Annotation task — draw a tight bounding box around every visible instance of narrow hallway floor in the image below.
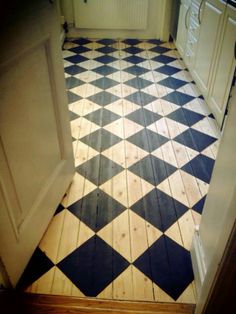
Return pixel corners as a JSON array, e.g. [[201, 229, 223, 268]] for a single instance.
[[19, 38, 220, 304]]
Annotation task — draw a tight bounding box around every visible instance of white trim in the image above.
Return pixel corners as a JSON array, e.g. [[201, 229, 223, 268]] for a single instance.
[[190, 230, 207, 298]]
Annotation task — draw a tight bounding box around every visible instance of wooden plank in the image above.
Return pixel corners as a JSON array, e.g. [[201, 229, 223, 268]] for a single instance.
[[19, 293, 195, 313]]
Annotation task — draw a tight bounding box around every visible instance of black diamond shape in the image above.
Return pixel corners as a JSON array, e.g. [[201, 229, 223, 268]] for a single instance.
[[64, 65, 87, 75], [80, 129, 122, 152], [126, 108, 162, 127], [162, 91, 194, 106], [174, 129, 217, 152], [97, 39, 116, 45], [131, 189, 188, 232], [123, 56, 146, 64], [124, 47, 143, 54], [155, 65, 181, 76], [65, 55, 88, 64], [66, 77, 85, 89], [88, 91, 119, 106], [152, 55, 175, 64], [54, 204, 65, 216], [84, 108, 120, 127], [77, 155, 124, 186], [57, 235, 129, 297], [72, 38, 92, 45], [167, 108, 205, 127], [182, 154, 215, 183], [94, 55, 117, 64], [150, 47, 171, 54], [126, 91, 157, 106], [123, 39, 141, 45], [133, 235, 194, 300], [124, 77, 153, 89], [96, 46, 117, 54], [90, 77, 119, 90], [93, 65, 117, 76], [158, 77, 187, 89], [148, 39, 163, 45], [16, 248, 54, 290], [67, 91, 82, 104], [192, 196, 206, 214], [123, 66, 149, 76], [69, 46, 91, 54], [127, 129, 169, 153], [129, 155, 177, 186], [69, 110, 79, 121], [68, 189, 126, 232]]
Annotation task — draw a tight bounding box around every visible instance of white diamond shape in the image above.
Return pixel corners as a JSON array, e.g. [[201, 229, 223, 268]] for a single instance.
[[172, 70, 193, 82], [182, 98, 210, 115], [74, 141, 99, 167], [147, 117, 188, 139], [144, 99, 178, 116], [61, 173, 96, 207], [152, 141, 179, 168], [52, 267, 85, 297], [70, 84, 102, 98], [56, 211, 94, 262], [103, 118, 143, 139], [100, 170, 154, 208], [177, 83, 202, 97], [39, 211, 65, 263], [102, 140, 148, 168], [79, 60, 103, 70], [105, 99, 140, 117], [70, 117, 100, 139], [98, 210, 132, 262], [74, 70, 102, 83], [177, 210, 195, 250], [191, 117, 220, 138], [69, 99, 101, 117]]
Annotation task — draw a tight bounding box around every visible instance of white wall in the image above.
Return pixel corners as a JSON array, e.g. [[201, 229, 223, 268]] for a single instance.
[[191, 86, 236, 313], [60, 0, 172, 40]]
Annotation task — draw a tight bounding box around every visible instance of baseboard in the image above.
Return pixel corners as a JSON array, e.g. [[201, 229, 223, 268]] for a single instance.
[[2, 292, 195, 314], [67, 27, 158, 40], [190, 231, 207, 298]]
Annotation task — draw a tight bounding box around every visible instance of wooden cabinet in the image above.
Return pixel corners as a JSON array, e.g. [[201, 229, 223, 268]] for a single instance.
[[176, 0, 235, 126], [207, 5, 236, 126], [192, 0, 226, 97], [176, 0, 191, 56]]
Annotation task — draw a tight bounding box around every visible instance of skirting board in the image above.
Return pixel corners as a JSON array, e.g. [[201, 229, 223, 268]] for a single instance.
[[67, 27, 159, 40], [190, 231, 207, 298]]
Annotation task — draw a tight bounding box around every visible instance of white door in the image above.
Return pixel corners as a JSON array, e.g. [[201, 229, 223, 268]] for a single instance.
[[0, 0, 74, 286]]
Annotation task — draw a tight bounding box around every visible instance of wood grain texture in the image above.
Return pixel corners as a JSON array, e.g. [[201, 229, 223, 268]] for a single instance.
[[18, 293, 195, 314]]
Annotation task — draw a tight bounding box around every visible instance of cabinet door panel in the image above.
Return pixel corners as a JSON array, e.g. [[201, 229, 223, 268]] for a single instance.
[[193, 0, 224, 96], [176, 0, 190, 56], [208, 7, 236, 126]]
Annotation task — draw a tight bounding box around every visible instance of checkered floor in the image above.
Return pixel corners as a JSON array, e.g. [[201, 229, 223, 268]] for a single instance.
[[18, 38, 220, 303]]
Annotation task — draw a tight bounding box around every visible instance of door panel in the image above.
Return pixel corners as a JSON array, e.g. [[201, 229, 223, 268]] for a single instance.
[[193, 0, 224, 96], [0, 0, 74, 286], [208, 6, 236, 126]]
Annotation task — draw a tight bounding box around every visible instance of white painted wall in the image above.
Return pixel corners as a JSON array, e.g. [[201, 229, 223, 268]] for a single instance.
[[191, 86, 236, 313], [60, 0, 172, 40]]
